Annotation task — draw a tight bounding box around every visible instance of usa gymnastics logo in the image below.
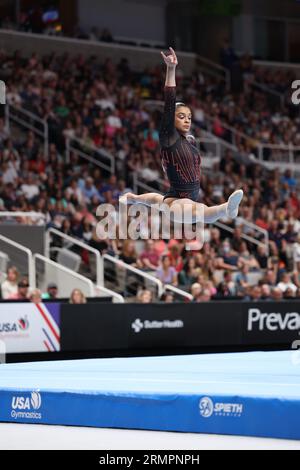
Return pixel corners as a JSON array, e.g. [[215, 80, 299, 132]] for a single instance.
[[199, 397, 244, 418], [11, 391, 42, 420], [18, 316, 29, 331], [12, 391, 41, 410]]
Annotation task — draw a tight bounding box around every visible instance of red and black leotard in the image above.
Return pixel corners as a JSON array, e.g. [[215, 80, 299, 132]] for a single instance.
[[159, 86, 202, 202]]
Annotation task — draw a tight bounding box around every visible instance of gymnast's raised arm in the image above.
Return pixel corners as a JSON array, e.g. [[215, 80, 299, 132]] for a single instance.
[[159, 47, 179, 148]]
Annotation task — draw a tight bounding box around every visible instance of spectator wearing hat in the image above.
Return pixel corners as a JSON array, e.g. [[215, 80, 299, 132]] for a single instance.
[[8, 278, 29, 300], [42, 283, 58, 300]]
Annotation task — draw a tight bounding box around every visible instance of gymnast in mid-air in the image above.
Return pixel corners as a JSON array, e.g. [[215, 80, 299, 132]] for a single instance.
[[120, 47, 243, 224]]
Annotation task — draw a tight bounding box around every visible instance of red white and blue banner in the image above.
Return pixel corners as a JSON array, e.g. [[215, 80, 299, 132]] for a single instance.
[[0, 303, 60, 353]]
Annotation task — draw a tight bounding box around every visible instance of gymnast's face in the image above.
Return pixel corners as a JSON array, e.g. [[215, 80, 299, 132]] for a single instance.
[[175, 106, 192, 135]]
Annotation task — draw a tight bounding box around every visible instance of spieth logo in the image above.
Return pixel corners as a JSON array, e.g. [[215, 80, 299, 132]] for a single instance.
[[199, 397, 243, 418], [12, 392, 42, 411], [199, 397, 214, 418], [131, 318, 184, 334]]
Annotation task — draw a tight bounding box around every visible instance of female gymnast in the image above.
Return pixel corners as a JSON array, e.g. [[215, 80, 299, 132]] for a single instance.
[[120, 47, 243, 224]]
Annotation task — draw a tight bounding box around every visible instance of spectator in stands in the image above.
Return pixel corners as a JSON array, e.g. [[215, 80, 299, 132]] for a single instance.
[[249, 285, 262, 302], [214, 241, 239, 272], [160, 292, 175, 303], [231, 227, 244, 252], [119, 240, 139, 267], [238, 242, 260, 270], [256, 245, 269, 269], [79, 177, 99, 204], [1, 266, 19, 299], [156, 255, 178, 286], [195, 288, 212, 302], [191, 282, 202, 300], [271, 287, 283, 301], [167, 244, 184, 272], [178, 258, 200, 287], [42, 283, 58, 300], [235, 264, 250, 296], [260, 284, 272, 301], [277, 272, 297, 295], [220, 39, 237, 70], [8, 278, 29, 301], [20, 173, 40, 201], [29, 289, 42, 304], [262, 269, 277, 287], [136, 289, 153, 303], [216, 271, 237, 298], [138, 240, 160, 271], [284, 287, 295, 299], [69, 289, 87, 304]]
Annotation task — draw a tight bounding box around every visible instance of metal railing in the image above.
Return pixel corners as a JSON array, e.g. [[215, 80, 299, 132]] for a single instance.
[[5, 104, 49, 158], [199, 129, 238, 158], [249, 80, 285, 108], [0, 212, 46, 225], [46, 229, 104, 285], [133, 172, 168, 195], [214, 219, 269, 255], [205, 113, 252, 147], [164, 284, 193, 302], [257, 143, 300, 168], [66, 136, 115, 174], [196, 55, 231, 90], [114, 35, 165, 49], [236, 217, 269, 255], [205, 113, 300, 171], [33, 254, 95, 298], [95, 285, 125, 303], [103, 254, 164, 299], [0, 235, 34, 287], [195, 136, 221, 167]]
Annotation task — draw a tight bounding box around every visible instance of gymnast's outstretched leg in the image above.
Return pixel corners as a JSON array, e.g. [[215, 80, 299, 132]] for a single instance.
[[119, 189, 243, 222], [120, 192, 164, 206]]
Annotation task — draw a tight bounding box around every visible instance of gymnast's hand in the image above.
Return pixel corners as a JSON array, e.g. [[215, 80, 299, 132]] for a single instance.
[[161, 47, 178, 68]]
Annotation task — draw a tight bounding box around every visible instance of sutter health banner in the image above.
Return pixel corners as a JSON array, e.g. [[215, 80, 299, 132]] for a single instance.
[[0, 303, 60, 353]]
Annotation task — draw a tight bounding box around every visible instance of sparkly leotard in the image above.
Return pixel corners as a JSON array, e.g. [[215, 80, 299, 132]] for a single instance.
[[159, 86, 202, 202]]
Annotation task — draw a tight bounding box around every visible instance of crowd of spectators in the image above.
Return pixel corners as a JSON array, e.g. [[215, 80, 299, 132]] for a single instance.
[[0, 265, 86, 304], [0, 49, 300, 302]]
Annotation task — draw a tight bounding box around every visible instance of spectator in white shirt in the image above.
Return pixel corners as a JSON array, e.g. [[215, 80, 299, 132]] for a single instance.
[[21, 173, 40, 200], [277, 272, 297, 294], [1, 266, 19, 299], [2, 161, 18, 184]]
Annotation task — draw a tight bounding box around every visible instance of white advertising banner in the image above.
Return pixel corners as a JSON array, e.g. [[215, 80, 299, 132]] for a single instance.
[[0, 303, 60, 353]]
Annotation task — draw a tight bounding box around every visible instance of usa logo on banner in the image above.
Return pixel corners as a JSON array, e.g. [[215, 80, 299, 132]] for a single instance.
[[0, 303, 60, 353]]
